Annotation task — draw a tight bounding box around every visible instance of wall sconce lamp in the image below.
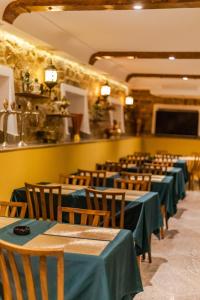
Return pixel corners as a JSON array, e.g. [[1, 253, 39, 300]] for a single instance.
[[125, 95, 134, 106], [100, 82, 111, 98], [44, 62, 58, 96]]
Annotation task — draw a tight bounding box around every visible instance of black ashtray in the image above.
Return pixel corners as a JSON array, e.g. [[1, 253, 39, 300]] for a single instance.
[[13, 226, 31, 235]]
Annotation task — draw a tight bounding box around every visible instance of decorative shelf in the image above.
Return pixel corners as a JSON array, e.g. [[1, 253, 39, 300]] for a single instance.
[[15, 93, 49, 100]]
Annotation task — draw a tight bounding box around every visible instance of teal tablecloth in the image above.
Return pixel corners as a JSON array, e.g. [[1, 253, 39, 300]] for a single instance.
[[151, 176, 176, 218], [11, 188, 161, 256], [174, 160, 189, 183], [167, 167, 186, 202], [0, 218, 143, 300]]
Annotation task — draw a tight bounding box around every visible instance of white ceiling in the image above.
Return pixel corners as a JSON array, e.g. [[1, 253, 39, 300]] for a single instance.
[[1, 2, 200, 97]]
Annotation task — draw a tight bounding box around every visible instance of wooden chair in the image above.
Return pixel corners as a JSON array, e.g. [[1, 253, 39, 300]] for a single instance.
[[25, 183, 62, 221], [119, 172, 152, 191], [0, 240, 64, 300], [0, 201, 27, 218], [126, 155, 146, 166], [96, 162, 122, 172], [59, 174, 90, 186], [78, 169, 106, 186], [57, 206, 110, 227], [114, 178, 151, 191], [85, 188, 125, 229], [139, 163, 167, 175]]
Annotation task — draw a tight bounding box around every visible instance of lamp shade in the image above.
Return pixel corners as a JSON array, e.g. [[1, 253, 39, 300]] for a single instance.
[[101, 82, 111, 97], [44, 64, 58, 89], [125, 95, 134, 105]]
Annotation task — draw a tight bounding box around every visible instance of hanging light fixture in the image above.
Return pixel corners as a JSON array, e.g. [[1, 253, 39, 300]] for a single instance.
[[125, 95, 134, 105], [100, 81, 111, 98], [44, 61, 58, 96]]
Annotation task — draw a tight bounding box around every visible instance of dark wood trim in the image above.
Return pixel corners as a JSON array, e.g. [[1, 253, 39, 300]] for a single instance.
[[3, 0, 200, 24], [89, 51, 200, 65], [126, 73, 200, 82]]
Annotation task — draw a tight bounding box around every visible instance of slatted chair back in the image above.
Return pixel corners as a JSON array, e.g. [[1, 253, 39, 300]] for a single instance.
[[120, 172, 152, 191], [0, 202, 27, 218], [85, 188, 125, 229], [153, 159, 174, 167], [0, 240, 64, 300], [105, 161, 123, 172], [25, 183, 62, 221], [59, 175, 90, 186], [126, 155, 146, 166], [57, 206, 110, 227], [139, 163, 167, 175], [78, 169, 106, 186], [114, 178, 151, 191]]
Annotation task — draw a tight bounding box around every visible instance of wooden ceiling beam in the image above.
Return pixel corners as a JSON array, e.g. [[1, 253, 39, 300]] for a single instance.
[[126, 73, 200, 82], [3, 0, 200, 24], [89, 51, 200, 65]]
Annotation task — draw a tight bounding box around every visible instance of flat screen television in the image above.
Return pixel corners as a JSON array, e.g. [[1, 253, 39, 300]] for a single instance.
[[155, 110, 199, 137]]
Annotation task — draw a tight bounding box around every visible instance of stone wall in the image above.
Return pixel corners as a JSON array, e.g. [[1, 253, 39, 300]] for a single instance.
[[0, 30, 127, 140]]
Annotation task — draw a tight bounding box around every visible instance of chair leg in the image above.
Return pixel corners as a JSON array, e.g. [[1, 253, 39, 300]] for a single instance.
[[137, 255, 141, 271], [148, 234, 152, 263], [160, 226, 164, 239]]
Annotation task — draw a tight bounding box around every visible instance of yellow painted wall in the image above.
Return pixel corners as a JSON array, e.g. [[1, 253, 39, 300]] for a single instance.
[[0, 137, 141, 201], [141, 136, 200, 155]]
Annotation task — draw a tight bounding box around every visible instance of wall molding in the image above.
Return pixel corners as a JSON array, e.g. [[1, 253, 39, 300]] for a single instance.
[[89, 51, 200, 65], [126, 73, 200, 82], [3, 1, 200, 24]]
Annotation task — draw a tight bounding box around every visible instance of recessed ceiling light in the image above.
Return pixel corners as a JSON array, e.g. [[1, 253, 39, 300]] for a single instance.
[[133, 4, 143, 10], [169, 56, 176, 61], [103, 56, 112, 59], [127, 56, 134, 60], [182, 76, 188, 81]]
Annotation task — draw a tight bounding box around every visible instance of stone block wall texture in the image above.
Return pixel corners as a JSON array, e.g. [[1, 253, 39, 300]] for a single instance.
[[0, 30, 127, 139]]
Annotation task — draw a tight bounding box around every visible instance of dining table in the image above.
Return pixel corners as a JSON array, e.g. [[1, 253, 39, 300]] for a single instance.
[[0, 216, 143, 300], [121, 165, 186, 203], [11, 184, 161, 256]]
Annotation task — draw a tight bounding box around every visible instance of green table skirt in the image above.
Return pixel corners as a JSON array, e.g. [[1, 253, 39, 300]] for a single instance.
[[0, 219, 143, 300]]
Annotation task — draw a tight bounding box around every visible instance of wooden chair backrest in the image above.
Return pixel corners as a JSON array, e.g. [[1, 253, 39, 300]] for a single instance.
[[85, 188, 125, 229], [0, 201, 27, 218], [126, 155, 146, 166], [105, 161, 123, 172], [96, 163, 122, 172], [139, 163, 167, 175], [57, 206, 110, 227], [120, 172, 152, 190], [114, 178, 151, 191], [25, 183, 62, 221], [0, 240, 64, 300], [59, 175, 90, 186], [153, 160, 173, 167], [78, 169, 106, 186]]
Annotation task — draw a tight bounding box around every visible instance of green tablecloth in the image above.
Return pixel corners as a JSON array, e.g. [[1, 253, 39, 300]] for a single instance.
[[0, 218, 143, 300], [151, 176, 176, 218], [174, 160, 189, 183], [11, 188, 161, 256], [166, 167, 186, 202]]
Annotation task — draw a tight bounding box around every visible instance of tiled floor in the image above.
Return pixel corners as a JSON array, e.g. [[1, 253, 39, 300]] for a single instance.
[[135, 191, 200, 300]]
